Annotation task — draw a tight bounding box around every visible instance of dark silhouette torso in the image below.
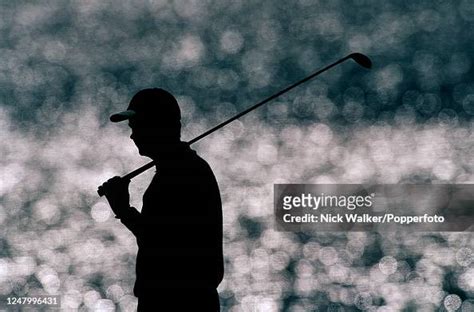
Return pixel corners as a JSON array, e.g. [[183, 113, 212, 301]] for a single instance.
[[119, 143, 224, 311]]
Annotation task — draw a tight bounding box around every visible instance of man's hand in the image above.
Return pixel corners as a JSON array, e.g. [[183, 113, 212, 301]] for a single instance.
[[98, 176, 131, 217]]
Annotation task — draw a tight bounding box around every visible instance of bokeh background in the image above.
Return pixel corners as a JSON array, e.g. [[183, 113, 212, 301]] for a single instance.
[[1, 0, 474, 311]]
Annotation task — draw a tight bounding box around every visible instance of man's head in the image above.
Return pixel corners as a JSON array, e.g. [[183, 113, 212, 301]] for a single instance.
[[110, 88, 182, 157]]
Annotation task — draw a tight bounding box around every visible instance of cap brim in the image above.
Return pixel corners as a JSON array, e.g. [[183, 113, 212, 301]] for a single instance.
[[110, 110, 136, 122]]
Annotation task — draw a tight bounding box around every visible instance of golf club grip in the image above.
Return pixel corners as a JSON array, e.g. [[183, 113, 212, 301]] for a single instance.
[[98, 53, 371, 196]]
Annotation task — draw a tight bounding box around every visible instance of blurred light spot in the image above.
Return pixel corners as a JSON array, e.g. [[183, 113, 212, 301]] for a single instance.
[[82, 238, 105, 261], [216, 70, 240, 90], [118, 295, 138, 312], [445, 53, 471, 81], [329, 146, 348, 167], [106, 284, 125, 302], [0, 259, 8, 282], [417, 10, 440, 32], [91, 202, 111, 222], [220, 30, 244, 54], [295, 277, 313, 295], [233, 254, 251, 275], [259, 230, 281, 249], [36, 266, 60, 293], [0, 163, 25, 196], [241, 50, 273, 89], [328, 264, 349, 284], [296, 260, 313, 278], [15, 4, 51, 27], [459, 0, 474, 21], [354, 292, 373, 310], [452, 83, 474, 104], [462, 94, 474, 115], [444, 294, 462, 312], [83, 290, 101, 308], [344, 87, 365, 104], [297, 48, 320, 73], [432, 159, 456, 180], [255, 298, 279, 311], [413, 52, 437, 74], [34, 199, 61, 225], [314, 97, 336, 120], [437, 109, 458, 127], [455, 248, 473, 267], [225, 120, 245, 140], [374, 64, 403, 91], [302, 242, 320, 261], [457, 268, 474, 292], [13, 257, 36, 276], [312, 175, 337, 184], [257, 142, 278, 165], [402, 89, 420, 106], [319, 246, 338, 266], [394, 105, 416, 125], [342, 101, 365, 122], [348, 34, 371, 52], [378, 256, 398, 275], [250, 248, 270, 279], [62, 290, 82, 309], [270, 251, 290, 271], [292, 95, 315, 118], [0, 205, 5, 225], [280, 126, 303, 147], [462, 299, 474, 312], [177, 35, 205, 66], [416, 93, 441, 116], [43, 41, 67, 63], [215, 101, 237, 122], [308, 123, 334, 146], [256, 19, 280, 49], [317, 13, 343, 40], [173, 0, 206, 19], [176, 96, 196, 122], [94, 299, 115, 311]]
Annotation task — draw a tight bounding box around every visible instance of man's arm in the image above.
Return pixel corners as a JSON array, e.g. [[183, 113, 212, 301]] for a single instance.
[[98, 176, 143, 239], [115, 206, 143, 239]]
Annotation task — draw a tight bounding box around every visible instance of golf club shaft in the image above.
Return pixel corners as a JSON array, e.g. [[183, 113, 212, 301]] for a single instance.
[[98, 53, 365, 196]]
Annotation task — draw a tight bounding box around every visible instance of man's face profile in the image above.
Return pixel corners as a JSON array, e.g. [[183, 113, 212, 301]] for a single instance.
[[128, 117, 179, 157]]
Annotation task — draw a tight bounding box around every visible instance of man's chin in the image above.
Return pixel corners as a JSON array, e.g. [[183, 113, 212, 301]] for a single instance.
[[136, 144, 161, 158], [137, 148, 149, 157], [137, 148, 156, 159]]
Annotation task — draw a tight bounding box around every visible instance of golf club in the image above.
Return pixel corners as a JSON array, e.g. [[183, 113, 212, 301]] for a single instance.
[[98, 52, 372, 197]]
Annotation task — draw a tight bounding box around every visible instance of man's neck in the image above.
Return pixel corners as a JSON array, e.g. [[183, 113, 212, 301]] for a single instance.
[[149, 141, 190, 163]]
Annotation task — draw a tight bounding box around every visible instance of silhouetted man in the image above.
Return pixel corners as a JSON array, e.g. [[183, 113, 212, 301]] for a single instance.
[[98, 88, 224, 311]]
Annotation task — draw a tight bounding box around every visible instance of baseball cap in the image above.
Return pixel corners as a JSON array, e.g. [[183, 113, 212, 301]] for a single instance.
[[110, 88, 181, 123]]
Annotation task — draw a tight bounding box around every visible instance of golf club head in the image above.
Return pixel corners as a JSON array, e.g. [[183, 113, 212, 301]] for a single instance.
[[349, 53, 372, 69]]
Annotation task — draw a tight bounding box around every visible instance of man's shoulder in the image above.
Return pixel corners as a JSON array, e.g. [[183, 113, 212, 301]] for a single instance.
[[186, 149, 216, 177]]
